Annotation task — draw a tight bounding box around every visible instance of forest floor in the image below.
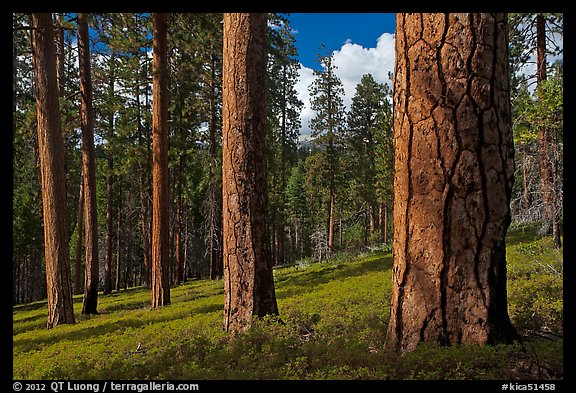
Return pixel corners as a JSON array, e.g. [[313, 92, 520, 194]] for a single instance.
[[13, 224, 563, 380]]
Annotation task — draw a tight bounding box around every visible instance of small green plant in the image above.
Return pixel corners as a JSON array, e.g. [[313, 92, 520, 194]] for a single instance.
[[13, 226, 562, 380]]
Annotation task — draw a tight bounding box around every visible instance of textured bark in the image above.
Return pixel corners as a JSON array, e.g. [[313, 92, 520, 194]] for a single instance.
[[151, 13, 170, 308], [222, 13, 279, 333], [78, 13, 99, 315], [388, 13, 517, 352], [30, 13, 75, 328]]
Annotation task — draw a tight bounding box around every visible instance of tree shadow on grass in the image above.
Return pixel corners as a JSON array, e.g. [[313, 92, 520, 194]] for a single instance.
[[275, 253, 392, 300], [13, 298, 222, 353]]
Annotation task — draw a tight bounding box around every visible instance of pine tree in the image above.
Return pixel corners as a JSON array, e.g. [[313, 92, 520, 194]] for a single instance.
[[267, 14, 303, 265], [388, 13, 517, 352], [222, 13, 278, 332], [78, 13, 99, 315], [347, 73, 391, 244], [151, 12, 171, 308], [30, 12, 76, 328], [508, 13, 563, 248], [308, 52, 347, 253]]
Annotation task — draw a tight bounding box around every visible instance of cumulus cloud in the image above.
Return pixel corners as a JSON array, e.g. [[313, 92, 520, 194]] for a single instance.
[[296, 32, 395, 139], [295, 66, 317, 141]]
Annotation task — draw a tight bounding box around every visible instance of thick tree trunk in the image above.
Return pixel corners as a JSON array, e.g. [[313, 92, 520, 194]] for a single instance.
[[78, 13, 99, 315], [387, 13, 517, 352], [30, 13, 75, 328], [151, 13, 171, 308], [222, 13, 279, 333]]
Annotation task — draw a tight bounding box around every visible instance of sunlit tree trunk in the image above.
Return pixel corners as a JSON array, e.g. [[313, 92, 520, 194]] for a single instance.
[[151, 12, 171, 308], [30, 12, 75, 328], [222, 13, 279, 333], [388, 13, 517, 352]]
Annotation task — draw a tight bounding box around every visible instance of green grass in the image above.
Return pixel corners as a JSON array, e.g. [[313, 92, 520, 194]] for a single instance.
[[13, 225, 563, 380]]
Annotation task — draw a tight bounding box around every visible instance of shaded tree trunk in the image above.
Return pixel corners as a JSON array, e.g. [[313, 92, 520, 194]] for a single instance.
[[78, 13, 99, 315], [30, 12, 75, 328], [74, 176, 84, 295], [135, 70, 152, 289], [328, 169, 335, 253], [208, 52, 223, 280], [175, 151, 184, 285], [222, 13, 279, 333], [53, 13, 65, 97], [387, 13, 517, 352], [115, 185, 122, 291], [104, 53, 115, 296], [151, 13, 171, 308]]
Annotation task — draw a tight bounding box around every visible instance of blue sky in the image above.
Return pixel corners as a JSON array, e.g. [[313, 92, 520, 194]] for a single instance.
[[287, 13, 396, 70], [285, 13, 397, 139]]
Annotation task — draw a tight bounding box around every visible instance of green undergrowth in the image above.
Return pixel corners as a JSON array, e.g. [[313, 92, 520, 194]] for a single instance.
[[13, 224, 563, 380]]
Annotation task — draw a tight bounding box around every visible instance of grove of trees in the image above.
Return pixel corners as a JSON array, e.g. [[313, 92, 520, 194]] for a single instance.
[[13, 13, 562, 353]]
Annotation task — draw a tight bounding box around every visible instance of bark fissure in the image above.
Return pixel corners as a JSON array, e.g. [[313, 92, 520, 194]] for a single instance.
[[393, 13, 413, 351], [388, 13, 516, 352], [222, 13, 278, 333]]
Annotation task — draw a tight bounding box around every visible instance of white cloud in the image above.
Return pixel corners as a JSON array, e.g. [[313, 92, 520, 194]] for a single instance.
[[295, 66, 316, 140], [296, 32, 395, 140]]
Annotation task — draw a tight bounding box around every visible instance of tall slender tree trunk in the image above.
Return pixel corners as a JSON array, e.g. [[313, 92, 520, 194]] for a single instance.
[[53, 14, 65, 97], [276, 66, 288, 266], [74, 176, 84, 295], [536, 14, 561, 249], [30, 13, 75, 328], [387, 13, 517, 353], [104, 53, 115, 296], [78, 13, 99, 315], [125, 196, 133, 289], [115, 186, 122, 291], [222, 13, 279, 333], [208, 52, 223, 280], [135, 69, 152, 290], [175, 151, 184, 285], [328, 187, 335, 252], [522, 150, 530, 210], [151, 13, 171, 308]]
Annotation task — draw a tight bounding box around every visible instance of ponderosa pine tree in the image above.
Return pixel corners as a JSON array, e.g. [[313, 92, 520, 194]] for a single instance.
[[387, 13, 517, 352], [308, 52, 347, 254], [508, 13, 562, 248], [78, 13, 99, 315], [151, 12, 171, 308], [347, 73, 389, 244], [222, 13, 278, 333], [30, 12, 75, 328], [267, 14, 303, 266]]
